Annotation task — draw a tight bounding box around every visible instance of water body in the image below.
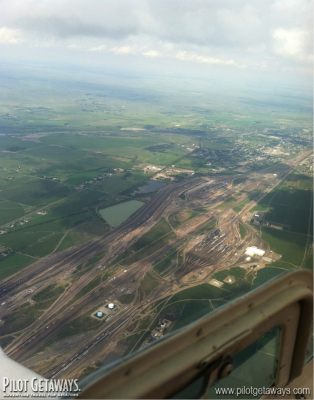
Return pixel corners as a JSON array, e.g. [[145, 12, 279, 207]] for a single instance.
[[99, 200, 144, 227], [135, 180, 166, 194]]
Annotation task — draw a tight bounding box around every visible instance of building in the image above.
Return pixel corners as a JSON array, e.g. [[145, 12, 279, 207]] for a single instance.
[[245, 246, 265, 257]]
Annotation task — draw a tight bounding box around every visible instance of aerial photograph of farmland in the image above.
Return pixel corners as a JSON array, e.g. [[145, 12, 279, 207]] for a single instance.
[[0, 0, 312, 398]]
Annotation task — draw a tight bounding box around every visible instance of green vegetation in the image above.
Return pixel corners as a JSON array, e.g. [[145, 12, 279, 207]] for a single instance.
[[215, 196, 238, 210], [118, 291, 135, 304], [139, 273, 159, 300], [46, 310, 105, 346], [170, 283, 225, 302], [195, 218, 216, 235], [153, 250, 178, 276], [116, 218, 176, 266], [78, 361, 103, 382], [239, 223, 247, 239], [123, 333, 143, 356], [0, 336, 15, 349], [233, 198, 251, 213], [232, 177, 247, 187], [0, 201, 26, 225], [169, 209, 202, 229], [264, 203, 310, 234], [73, 275, 102, 301], [32, 284, 65, 302], [0, 299, 57, 335], [0, 253, 35, 280], [261, 228, 308, 266], [56, 222, 109, 252], [25, 232, 65, 257]]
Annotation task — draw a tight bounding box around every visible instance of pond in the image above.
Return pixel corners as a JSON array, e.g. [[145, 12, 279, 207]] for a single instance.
[[99, 200, 144, 227], [135, 180, 166, 194]]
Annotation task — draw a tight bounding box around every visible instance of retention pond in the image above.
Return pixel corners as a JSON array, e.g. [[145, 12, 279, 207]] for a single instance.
[[99, 200, 144, 227]]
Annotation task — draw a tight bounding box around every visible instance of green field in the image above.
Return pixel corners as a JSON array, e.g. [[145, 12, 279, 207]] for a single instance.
[[139, 273, 160, 300], [215, 196, 238, 210], [239, 223, 247, 239], [118, 291, 135, 304], [0, 253, 35, 280], [233, 198, 251, 213], [116, 218, 176, 266], [261, 228, 308, 266], [169, 209, 203, 229], [153, 250, 178, 276]]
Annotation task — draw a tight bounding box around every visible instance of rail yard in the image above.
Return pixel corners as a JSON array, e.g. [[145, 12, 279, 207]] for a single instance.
[[0, 149, 311, 381]]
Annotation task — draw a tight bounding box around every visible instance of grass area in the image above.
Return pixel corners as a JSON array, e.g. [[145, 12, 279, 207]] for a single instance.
[[25, 232, 65, 257], [32, 283, 65, 302], [170, 283, 226, 302], [0, 253, 35, 280], [0, 336, 15, 349], [215, 196, 238, 210], [0, 200, 26, 225], [93, 172, 147, 195], [46, 309, 106, 346], [168, 209, 202, 229], [123, 333, 143, 356], [139, 272, 159, 300], [85, 251, 107, 269], [0, 179, 73, 207], [172, 301, 213, 332], [117, 291, 135, 304], [239, 223, 247, 239], [261, 228, 308, 266], [195, 218, 216, 235], [78, 361, 103, 382], [0, 298, 59, 335], [232, 177, 247, 187], [116, 218, 176, 266], [250, 173, 312, 214], [55, 222, 109, 252], [264, 203, 310, 234], [72, 275, 101, 301], [153, 250, 177, 276], [233, 198, 251, 213]]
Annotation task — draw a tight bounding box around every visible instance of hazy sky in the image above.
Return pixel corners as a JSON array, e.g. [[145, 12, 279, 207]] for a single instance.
[[0, 0, 312, 86]]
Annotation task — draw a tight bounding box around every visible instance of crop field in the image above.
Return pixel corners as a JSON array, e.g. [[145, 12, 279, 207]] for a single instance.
[[264, 203, 310, 234], [0, 200, 27, 225], [261, 228, 308, 266], [0, 178, 73, 206], [0, 253, 35, 280]]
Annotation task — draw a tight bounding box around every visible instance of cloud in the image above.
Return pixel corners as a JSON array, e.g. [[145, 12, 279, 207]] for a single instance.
[[110, 45, 135, 54], [0, 0, 312, 73], [67, 44, 80, 49], [176, 50, 238, 66], [0, 27, 23, 44], [89, 44, 106, 51], [143, 50, 161, 57]]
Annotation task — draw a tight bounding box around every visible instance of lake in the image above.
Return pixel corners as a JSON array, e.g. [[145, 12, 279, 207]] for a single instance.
[[99, 200, 144, 227], [135, 180, 166, 194]]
